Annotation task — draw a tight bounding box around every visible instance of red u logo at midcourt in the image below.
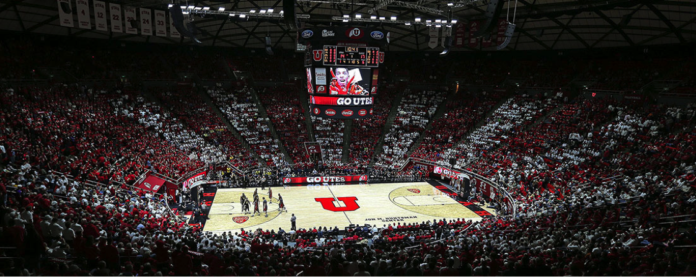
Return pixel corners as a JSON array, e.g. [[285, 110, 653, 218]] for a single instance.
[[315, 197, 360, 212]]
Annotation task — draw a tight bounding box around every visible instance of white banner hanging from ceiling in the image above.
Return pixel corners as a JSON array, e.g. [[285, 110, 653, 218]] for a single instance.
[[124, 6, 138, 34], [169, 10, 180, 38], [139, 8, 152, 36], [93, 1, 107, 31], [56, 0, 74, 27], [428, 26, 439, 49], [154, 10, 166, 37], [109, 3, 123, 33], [75, 0, 90, 29]]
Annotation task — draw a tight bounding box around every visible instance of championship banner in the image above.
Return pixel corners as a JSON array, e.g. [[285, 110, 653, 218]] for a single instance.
[[454, 23, 466, 47], [75, 0, 91, 29], [139, 8, 152, 36], [136, 174, 166, 193], [169, 10, 180, 37], [56, 0, 74, 27], [93, 1, 108, 31], [468, 21, 480, 48], [154, 10, 167, 36], [310, 96, 373, 106], [282, 175, 368, 184], [109, 3, 123, 33], [182, 171, 207, 189], [124, 6, 138, 34], [428, 26, 439, 49]]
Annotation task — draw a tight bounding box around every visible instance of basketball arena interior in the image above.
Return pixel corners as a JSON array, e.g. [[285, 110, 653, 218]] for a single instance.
[[1, 0, 696, 275]]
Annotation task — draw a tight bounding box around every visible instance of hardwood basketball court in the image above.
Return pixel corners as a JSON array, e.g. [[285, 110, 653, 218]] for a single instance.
[[203, 182, 490, 233]]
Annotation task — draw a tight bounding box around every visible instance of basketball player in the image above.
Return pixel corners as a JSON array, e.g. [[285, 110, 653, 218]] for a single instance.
[[269, 187, 273, 204], [252, 196, 260, 217], [263, 197, 268, 217], [253, 188, 258, 199], [278, 194, 286, 212]]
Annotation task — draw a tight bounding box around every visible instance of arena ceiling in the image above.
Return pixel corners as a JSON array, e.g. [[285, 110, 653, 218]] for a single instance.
[[1, 0, 695, 51]]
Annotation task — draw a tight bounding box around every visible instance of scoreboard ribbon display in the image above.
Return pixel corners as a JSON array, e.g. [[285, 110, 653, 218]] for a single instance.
[[282, 175, 369, 184], [303, 27, 386, 119]]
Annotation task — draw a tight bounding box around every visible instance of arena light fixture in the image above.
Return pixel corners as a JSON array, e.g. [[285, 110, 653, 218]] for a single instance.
[[390, 15, 397, 21], [203, 7, 210, 11], [268, 8, 274, 13], [451, 19, 458, 24], [436, 24, 441, 27], [250, 9, 256, 13], [168, 4, 173, 8], [415, 17, 421, 22], [187, 5, 194, 9], [405, 22, 411, 25], [343, 14, 350, 18], [355, 13, 362, 19], [379, 16, 385, 20], [343, 19, 349, 22], [260, 9, 267, 13], [180, 5, 186, 9], [435, 19, 441, 23], [194, 6, 203, 10], [229, 13, 235, 16], [370, 15, 377, 20], [240, 14, 246, 18], [448, 2, 454, 6], [218, 7, 225, 12]]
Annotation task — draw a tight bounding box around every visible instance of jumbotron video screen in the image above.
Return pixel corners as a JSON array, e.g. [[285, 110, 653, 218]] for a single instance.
[[300, 27, 387, 119]]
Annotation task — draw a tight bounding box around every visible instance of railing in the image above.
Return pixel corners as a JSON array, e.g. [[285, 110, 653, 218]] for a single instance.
[[401, 157, 518, 218]]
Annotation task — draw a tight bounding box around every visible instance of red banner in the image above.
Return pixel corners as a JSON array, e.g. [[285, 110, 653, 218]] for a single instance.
[[282, 175, 368, 184], [182, 171, 207, 189], [454, 23, 466, 48], [137, 174, 166, 193]]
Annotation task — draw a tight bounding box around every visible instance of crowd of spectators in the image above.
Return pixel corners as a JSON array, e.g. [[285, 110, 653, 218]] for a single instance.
[[310, 116, 345, 165], [0, 84, 203, 183], [375, 90, 447, 169], [256, 86, 312, 166], [349, 86, 399, 167], [208, 87, 285, 167], [410, 90, 503, 162], [151, 87, 258, 169]]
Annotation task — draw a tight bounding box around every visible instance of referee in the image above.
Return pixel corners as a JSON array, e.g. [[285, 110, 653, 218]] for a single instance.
[[291, 213, 296, 231]]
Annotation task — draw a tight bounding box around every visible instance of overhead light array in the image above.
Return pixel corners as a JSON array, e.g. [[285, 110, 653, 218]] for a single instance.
[[182, 6, 310, 20]]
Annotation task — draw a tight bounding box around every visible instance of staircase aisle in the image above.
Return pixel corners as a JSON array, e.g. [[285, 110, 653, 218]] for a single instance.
[[250, 87, 293, 164]]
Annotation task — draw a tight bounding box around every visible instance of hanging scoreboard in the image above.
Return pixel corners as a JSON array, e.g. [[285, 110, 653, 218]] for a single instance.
[[299, 27, 387, 119]]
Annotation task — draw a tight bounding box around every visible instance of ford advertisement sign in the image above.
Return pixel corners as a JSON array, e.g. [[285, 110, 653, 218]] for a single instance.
[[370, 31, 385, 40], [301, 29, 313, 38]]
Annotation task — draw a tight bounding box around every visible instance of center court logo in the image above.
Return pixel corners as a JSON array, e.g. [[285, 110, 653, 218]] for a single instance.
[[315, 197, 360, 212], [233, 216, 249, 223]]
